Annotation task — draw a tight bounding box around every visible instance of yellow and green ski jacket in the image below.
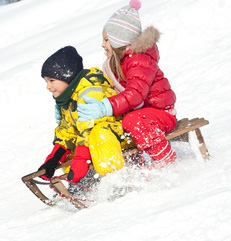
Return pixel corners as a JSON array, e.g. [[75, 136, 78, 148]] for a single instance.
[[53, 67, 122, 152]]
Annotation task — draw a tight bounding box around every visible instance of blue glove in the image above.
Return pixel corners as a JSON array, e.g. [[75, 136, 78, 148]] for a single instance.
[[77, 96, 113, 122], [55, 104, 61, 125]]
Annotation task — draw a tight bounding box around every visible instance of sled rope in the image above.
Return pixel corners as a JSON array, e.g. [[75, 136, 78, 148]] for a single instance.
[[49, 175, 95, 202]]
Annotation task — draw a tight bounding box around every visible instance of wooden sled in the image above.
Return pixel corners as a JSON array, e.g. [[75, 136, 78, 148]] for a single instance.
[[22, 117, 209, 209]]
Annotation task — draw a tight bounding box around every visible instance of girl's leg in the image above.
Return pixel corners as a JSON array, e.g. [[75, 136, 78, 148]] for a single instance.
[[122, 108, 177, 167], [89, 121, 131, 176]]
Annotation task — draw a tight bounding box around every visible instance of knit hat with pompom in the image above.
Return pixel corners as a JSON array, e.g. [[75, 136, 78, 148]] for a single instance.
[[104, 0, 142, 48], [41, 46, 83, 84]]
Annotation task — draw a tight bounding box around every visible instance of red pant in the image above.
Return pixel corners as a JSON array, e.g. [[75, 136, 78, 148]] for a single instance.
[[122, 108, 177, 166]]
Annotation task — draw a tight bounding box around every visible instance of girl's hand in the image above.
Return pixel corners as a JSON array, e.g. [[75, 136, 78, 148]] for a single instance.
[[77, 96, 112, 122], [55, 104, 61, 125]]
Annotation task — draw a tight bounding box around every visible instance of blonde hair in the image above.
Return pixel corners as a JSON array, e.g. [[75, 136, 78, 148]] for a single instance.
[[109, 46, 126, 81]]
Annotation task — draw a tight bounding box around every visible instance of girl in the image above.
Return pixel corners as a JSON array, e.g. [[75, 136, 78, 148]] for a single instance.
[[77, 0, 177, 168]]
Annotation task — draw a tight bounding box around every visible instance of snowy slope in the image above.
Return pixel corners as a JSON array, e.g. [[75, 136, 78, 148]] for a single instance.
[[1, 0, 231, 240]]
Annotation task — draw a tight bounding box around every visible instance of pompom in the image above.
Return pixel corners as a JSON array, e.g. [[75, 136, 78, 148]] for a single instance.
[[129, 0, 141, 10]]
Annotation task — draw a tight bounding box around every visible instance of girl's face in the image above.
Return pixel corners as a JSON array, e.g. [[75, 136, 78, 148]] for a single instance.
[[45, 77, 68, 98], [102, 29, 113, 58]]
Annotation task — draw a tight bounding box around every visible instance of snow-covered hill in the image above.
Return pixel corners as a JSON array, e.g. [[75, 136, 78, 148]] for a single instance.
[[1, 0, 231, 240]]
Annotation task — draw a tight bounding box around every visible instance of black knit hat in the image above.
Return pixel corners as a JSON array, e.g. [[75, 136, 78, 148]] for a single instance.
[[41, 46, 83, 84]]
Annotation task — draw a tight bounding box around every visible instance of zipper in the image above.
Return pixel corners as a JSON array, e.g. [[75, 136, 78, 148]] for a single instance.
[[69, 106, 76, 125]]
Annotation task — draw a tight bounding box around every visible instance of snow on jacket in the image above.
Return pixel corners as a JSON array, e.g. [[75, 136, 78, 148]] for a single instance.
[[54, 67, 121, 152], [108, 26, 176, 116]]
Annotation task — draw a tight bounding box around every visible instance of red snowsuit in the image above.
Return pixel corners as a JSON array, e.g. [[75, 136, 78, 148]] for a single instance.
[[107, 26, 177, 166]]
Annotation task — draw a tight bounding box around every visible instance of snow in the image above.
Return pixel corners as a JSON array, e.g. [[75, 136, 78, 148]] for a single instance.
[[1, 0, 231, 240]]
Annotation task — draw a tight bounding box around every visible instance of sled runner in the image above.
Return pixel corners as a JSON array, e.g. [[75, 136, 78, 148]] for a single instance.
[[49, 174, 87, 209], [21, 160, 72, 206], [22, 160, 95, 209], [22, 117, 209, 209]]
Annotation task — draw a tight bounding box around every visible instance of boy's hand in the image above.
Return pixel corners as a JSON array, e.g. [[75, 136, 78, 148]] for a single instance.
[[77, 96, 113, 122], [38, 144, 71, 180], [39, 159, 58, 180]]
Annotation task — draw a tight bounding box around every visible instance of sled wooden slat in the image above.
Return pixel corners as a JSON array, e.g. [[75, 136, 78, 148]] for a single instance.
[[166, 118, 208, 140], [166, 117, 209, 160]]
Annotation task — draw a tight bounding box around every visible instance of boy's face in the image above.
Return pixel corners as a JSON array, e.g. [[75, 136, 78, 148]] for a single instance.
[[102, 29, 113, 58], [44, 77, 68, 98]]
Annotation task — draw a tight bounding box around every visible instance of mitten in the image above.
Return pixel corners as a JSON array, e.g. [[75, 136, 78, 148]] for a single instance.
[[38, 143, 71, 180], [67, 145, 91, 182], [55, 104, 62, 125], [77, 96, 112, 122]]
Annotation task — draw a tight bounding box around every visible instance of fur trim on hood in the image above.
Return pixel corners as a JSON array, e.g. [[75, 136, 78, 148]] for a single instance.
[[131, 26, 160, 53]]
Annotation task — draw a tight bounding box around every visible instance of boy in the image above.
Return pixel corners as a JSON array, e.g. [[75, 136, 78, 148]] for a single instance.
[[38, 46, 134, 182]]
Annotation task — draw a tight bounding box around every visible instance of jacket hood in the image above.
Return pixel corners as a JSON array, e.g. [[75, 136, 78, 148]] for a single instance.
[[131, 26, 160, 54]]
